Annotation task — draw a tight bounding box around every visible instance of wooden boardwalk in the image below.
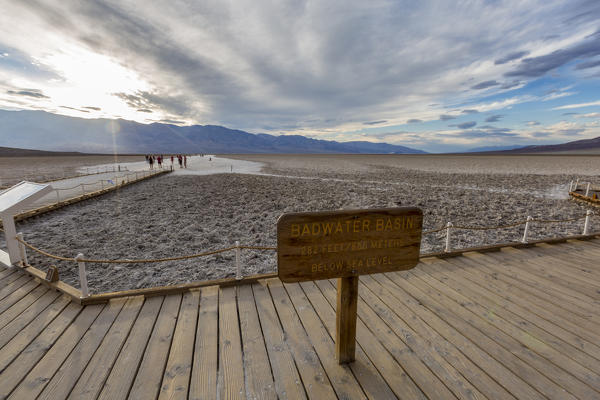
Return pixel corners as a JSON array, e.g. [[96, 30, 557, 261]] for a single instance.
[[0, 239, 599, 399]]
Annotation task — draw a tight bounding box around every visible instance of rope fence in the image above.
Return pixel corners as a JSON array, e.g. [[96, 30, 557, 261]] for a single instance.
[[10, 209, 598, 298]]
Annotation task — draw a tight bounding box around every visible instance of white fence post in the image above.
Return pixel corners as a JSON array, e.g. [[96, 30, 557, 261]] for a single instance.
[[569, 180, 574, 192], [55, 190, 60, 203], [235, 241, 242, 280], [575, 178, 580, 191], [585, 182, 591, 197], [80, 184, 85, 196], [583, 210, 592, 235], [522, 216, 533, 243], [75, 253, 89, 298], [16, 232, 27, 265], [444, 222, 452, 252]]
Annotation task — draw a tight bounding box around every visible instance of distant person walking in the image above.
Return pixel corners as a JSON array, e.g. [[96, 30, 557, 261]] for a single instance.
[[184, 155, 187, 168], [157, 155, 162, 169], [149, 155, 154, 170], [170, 155, 174, 165], [178, 155, 183, 168]]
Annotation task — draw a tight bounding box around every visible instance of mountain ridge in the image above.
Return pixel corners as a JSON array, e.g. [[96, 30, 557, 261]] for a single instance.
[[0, 110, 426, 154]]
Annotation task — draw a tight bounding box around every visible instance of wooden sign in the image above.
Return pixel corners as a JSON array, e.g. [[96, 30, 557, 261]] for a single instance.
[[277, 207, 423, 363], [277, 207, 423, 282]]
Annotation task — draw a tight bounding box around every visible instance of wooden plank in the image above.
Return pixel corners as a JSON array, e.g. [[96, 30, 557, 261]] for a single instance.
[[355, 276, 488, 400], [217, 286, 246, 400], [318, 278, 457, 400], [252, 281, 307, 399], [0, 275, 31, 301], [457, 252, 599, 321], [265, 279, 337, 400], [336, 276, 358, 363], [384, 271, 569, 400], [5, 303, 103, 400], [0, 294, 71, 371], [0, 300, 82, 398], [484, 250, 600, 301], [158, 290, 200, 400], [82, 272, 277, 305], [0, 290, 61, 349], [283, 281, 379, 400], [236, 284, 276, 400], [300, 279, 427, 400], [0, 280, 40, 316], [0, 284, 47, 330], [487, 249, 600, 299], [189, 286, 219, 400], [277, 207, 422, 282], [20, 264, 82, 303], [396, 269, 599, 400], [439, 256, 600, 363], [426, 263, 600, 372], [67, 296, 145, 400], [97, 296, 164, 400], [294, 280, 397, 400], [464, 251, 600, 310], [128, 294, 182, 399], [362, 274, 515, 400], [0, 269, 18, 284], [412, 262, 600, 392], [469, 253, 600, 337], [35, 298, 127, 400]]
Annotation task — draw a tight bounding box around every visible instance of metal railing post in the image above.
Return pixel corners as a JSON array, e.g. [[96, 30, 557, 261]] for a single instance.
[[75, 253, 89, 298], [583, 210, 592, 235], [80, 184, 85, 196], [444, 222, 452, 252], [235, 241, 242, 280], [522, 216, 533, 243], [585, 182, 591, 197], [16, 232, 27, 265]]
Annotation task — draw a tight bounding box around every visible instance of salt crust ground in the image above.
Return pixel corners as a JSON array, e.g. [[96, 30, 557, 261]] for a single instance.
[[6, 154, 599, 293]]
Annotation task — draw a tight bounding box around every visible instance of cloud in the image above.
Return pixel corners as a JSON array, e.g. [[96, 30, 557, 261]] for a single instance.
[[83, 106, 101, 111], [506, 31, 600, 77], [527, 121, 541, 126], [471, 80, 499, 90], [552, 100, 600, 110], [449, 121, 477, 129], [363, 120, 387, 125], [575, 59, 600, 69], [6, 89, 49, 99], [485, 114, 503, 122], [575, 112, 600, 118], [461, 109, 478, 114], [532, 131, 552, 137], [495, 51, 530, 65], [406, 119, 422, 123], [137, 108, 152, 113], [500, 81, 522, 90], [450, 128, 517, 139], [60, 105, 90, 113], [439, 114, 456, 121]]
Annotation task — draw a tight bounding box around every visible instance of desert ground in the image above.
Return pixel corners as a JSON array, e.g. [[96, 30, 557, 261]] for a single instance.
[[0, 155, 143, 187], [2, 154, 599, 293]]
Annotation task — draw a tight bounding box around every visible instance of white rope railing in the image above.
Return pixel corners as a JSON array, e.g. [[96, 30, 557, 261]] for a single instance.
[[12, 210, 598, 297]]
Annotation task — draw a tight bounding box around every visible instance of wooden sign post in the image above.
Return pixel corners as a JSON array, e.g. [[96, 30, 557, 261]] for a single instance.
[[277, 207, 423, 363]]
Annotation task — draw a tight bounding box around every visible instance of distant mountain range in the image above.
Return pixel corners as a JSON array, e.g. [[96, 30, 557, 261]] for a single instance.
[[0, 110, 425, 154], [465, 145, 527, 153], [503, 136, 600, 154]]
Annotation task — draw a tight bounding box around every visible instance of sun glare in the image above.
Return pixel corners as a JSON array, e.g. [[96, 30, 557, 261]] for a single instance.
[[38, 46, 157, 121]]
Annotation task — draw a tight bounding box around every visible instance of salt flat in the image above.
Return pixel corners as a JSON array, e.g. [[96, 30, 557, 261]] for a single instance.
[[1, 153, 599, 293]]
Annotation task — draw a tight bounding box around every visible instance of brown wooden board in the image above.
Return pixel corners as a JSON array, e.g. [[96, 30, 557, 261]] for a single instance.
[[277, 207, 422, 282]]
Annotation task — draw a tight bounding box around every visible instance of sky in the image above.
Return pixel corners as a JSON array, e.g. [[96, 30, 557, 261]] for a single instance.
[[1, 0, 600, 153]]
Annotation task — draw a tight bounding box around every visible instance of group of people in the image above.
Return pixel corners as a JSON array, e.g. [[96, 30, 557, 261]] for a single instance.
[[145, 154, 188, 169]]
